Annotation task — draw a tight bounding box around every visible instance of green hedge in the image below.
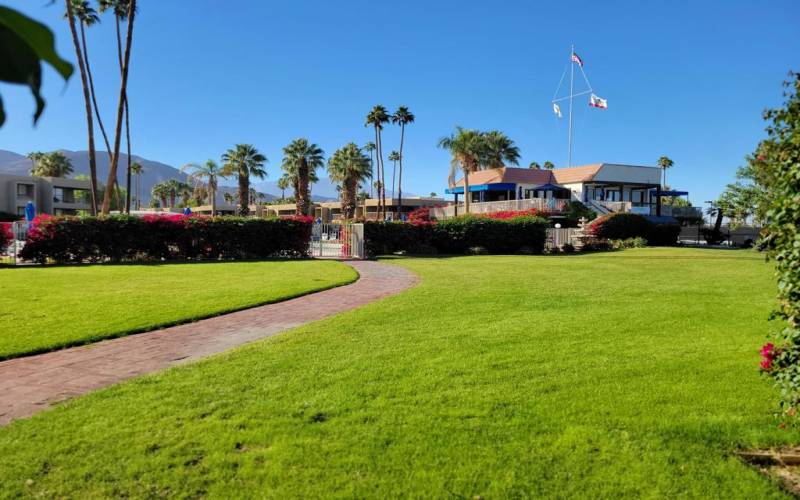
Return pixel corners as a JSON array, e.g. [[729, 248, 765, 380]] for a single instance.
[[589, 213, 680, 246], [19, 214, 313, 264], [364, 215, 548, 256]]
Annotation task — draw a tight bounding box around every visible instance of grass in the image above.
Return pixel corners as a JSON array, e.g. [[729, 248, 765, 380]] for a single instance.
[[0, 260, 357, 360], [0, 248, 797, 497]]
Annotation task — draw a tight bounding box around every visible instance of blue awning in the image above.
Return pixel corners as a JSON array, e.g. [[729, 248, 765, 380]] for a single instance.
[[650, 189, 689, 197], [533, 183, 570, 191], [445, 183, 517, 195]]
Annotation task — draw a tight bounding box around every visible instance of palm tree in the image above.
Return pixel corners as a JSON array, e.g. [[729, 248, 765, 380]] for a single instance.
[[64, 0, 99, 215], [99, 0, 137, 213], [182, 160, 225, 215], [363, 141, 376, 198], [543, 161, 555, 170], [130, 161, 142, 209], [438, 127, 486, 214], [31, 152, 74, 177], [391, 106, 414, 217], [151, 182, 169, 208], [327, 143, 372, 219], [388, 150, 400, 202], [277, 176, 290, 200], [223, 192, 235, 206], [221, 144, 267, 216], [281, 138, 324, 216], [27, 152, 45, 173], [529, 161, 541, 169], [101, 0, 136, 214], [483, 130, 520, 169], [657, 156, 674, 189], [365, 105, 390, 218]]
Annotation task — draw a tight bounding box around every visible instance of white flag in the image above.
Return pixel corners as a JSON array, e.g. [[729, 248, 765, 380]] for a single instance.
[[589, 93, 608, 109], [552, 102, 562, 118]]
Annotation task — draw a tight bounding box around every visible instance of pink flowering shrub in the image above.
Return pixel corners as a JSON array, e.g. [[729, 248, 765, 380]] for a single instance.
[[19, 214, 313, 263], [760, 343, 778, 372], [0, 222, 12, 255]]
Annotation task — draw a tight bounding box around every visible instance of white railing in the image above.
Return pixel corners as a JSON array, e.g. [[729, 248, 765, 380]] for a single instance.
[[431, 198, 569, 219], [592, 201, 703, 219], [309, 222, 364, 259]]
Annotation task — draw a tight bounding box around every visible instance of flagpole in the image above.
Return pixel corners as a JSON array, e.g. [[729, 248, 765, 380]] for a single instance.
[[567, 44, 575, 167]]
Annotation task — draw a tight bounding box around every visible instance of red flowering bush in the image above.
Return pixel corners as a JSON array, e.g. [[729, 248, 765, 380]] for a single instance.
[[408, 206, 434, 224], [0, 222, 12, 255], [484, 208, 550, 220], [19, 215, 313, 264], [760, 343, 779, 372]]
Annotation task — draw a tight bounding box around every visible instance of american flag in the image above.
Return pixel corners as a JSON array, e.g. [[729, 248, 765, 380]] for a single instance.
[[571, 52, 584, 67]]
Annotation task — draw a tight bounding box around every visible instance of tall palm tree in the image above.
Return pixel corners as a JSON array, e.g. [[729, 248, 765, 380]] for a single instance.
[[529, 161, 541, 169], [182, 160, 225, 216], [277, 176, 290, 200], [363, 141, 376, 198], [27, 152, 45, 173], [101, 0, 136, 214], [67, 1, 112, 165], [327, 143, 372, 219], [657, 156, 674, 189], [365, 105, 390, 218], [151, 182, 169, 208], [31, 152, 74, 177], [221, 144, 267, 216], [543, 161, 555, 170], [391, 106, 414, 217], [223, 192, 235, 206], [281, 138, 324, 215], [483, 130, 520, 169], [438, 127, 486, 214], [99, 0, 137, 213], [129, 161, 142, 209], [64, 0, 99, 215], [388, 150, 400, 202]]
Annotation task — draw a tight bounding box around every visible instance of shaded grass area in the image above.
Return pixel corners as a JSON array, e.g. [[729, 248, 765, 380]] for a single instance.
[[0, 248, 796, 497], [0, 260, 357, 360]]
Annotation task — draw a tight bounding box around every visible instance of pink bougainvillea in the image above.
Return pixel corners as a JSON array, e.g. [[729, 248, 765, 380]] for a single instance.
[[760, 342, 778, 372], [0, 222, 12, 255]]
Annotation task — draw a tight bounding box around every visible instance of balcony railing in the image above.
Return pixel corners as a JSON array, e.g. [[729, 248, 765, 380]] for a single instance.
[[430, 198, 568, 219], [594, 200, 703, 219]]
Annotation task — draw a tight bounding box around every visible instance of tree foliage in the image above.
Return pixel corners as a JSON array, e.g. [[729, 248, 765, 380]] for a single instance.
[[756, 72, 800, 422]]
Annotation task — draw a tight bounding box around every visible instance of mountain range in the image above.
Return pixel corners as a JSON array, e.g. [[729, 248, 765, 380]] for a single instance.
[[0, 150, 341, 204]]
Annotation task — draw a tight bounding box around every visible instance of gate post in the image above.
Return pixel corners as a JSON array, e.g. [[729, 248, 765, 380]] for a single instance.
[[351, 223, 364, 259]]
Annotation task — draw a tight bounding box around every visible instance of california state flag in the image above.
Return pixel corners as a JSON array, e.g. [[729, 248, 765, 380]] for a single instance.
[[589, 93, 608, 109]]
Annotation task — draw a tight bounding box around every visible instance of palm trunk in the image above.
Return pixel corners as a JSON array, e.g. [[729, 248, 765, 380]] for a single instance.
[[211, 182, 217, 216], [463, 168, 471, 214], [398, 123, 405, 219], [342, 176, 357, 219], [65, 1, 98, 215], [102, 0, 136, 214], [80, 22, 113, 163], [373, 127, 382, 219], [238, 171, 249, 216], [377, 128, 386, 219], [297, 158, 309, 215], [391, 160, 396, 209], [114, 14, 132, 214]]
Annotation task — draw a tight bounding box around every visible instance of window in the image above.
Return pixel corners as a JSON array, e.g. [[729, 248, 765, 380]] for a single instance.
[[53, 187, 64, 203], [17, 183, 33, 197], [17, 206, 25, 216]]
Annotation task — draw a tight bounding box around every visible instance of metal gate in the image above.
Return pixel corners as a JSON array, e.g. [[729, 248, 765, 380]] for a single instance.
[[309, 223, 364, 259]]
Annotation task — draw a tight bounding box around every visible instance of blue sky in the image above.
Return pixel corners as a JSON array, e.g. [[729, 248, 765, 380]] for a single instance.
[[2, 0, 798, 203]]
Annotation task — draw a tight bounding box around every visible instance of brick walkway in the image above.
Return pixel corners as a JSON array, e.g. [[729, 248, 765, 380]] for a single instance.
[[0, 260, 418, 426]]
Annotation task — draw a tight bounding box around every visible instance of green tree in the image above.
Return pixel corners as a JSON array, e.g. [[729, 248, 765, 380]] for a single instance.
[[429, 192, 437, 197], [438, 127, 486, 214], [150, 182, 169, 208], [529, 161, 541, 169], [223, 192, 235, 205], [130, 161, 142, 209], [0, 6, 73, 127], [482, 130, 520, 169], [327, 143, 372, 219], [388, 150, 400, 202], [276, 176, 290, 200], [366, 106, 390, 218], [363, 141, 376, 198], [221, 144, 267, 216], [281, 138, 324, 215], [543, 161, 555, 170], [182, 160, 225, 215], [31, 151, 74, 177], [391, 106, 414, 217], [27, 152, 45, 173], [657, 156, 674, 189]]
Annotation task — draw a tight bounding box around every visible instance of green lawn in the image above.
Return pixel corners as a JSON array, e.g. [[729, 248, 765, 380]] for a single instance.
[[0, 260, 357, 360], [0, 248, 796, 497]]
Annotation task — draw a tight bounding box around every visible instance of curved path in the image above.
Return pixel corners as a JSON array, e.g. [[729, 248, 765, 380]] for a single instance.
[[0, 261, 418, 426]]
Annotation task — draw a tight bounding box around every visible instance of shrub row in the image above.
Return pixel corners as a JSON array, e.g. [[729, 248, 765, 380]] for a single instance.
[[364, 215, 549, 256], [19, 214, 313, 264], [589, 213, 681, 246], [0, 223, 11, 255]]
